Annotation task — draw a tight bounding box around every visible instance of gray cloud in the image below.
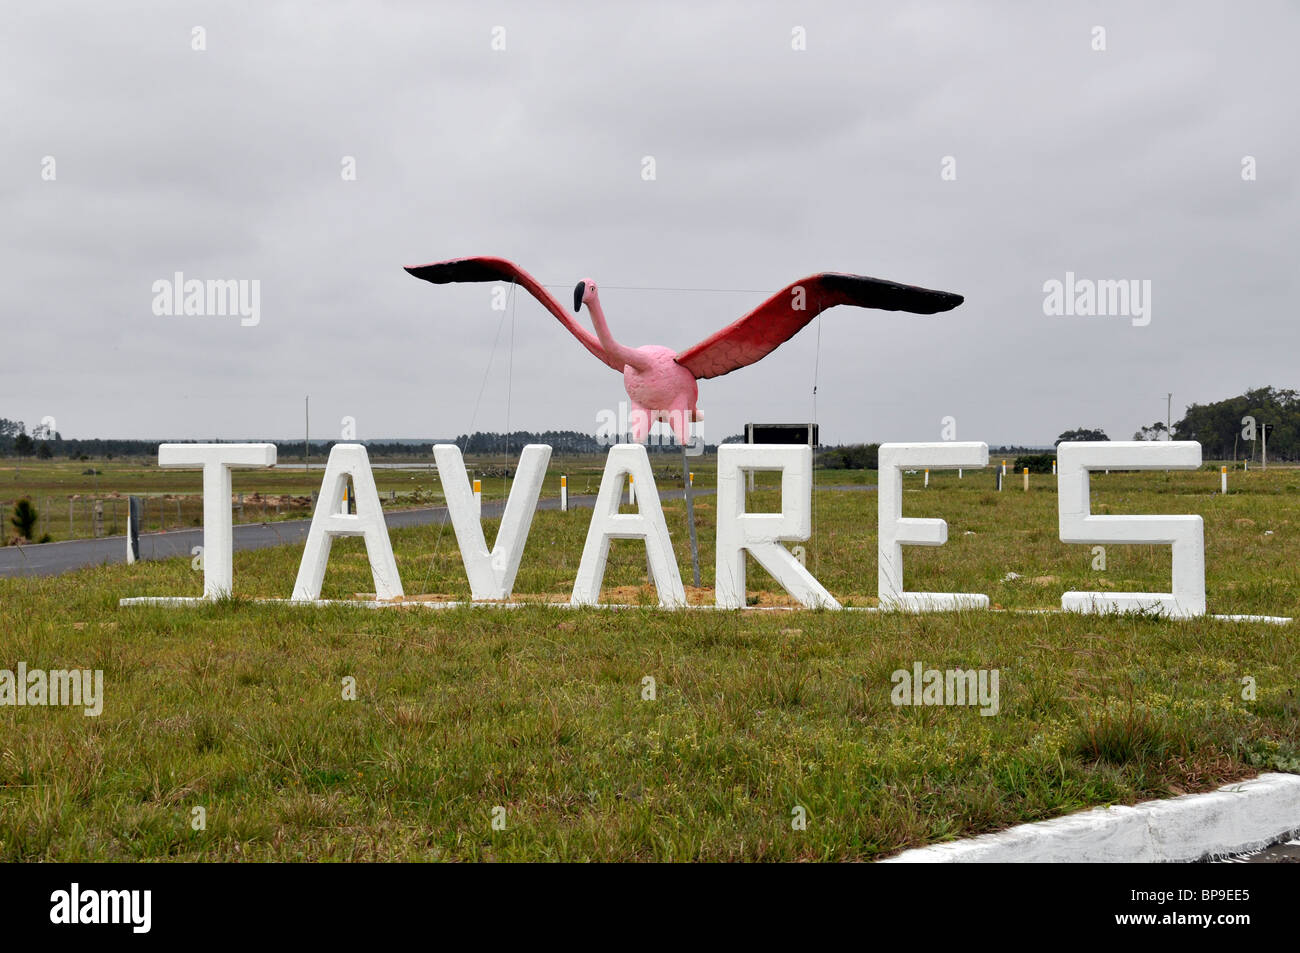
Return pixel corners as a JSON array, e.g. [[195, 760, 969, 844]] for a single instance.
[[2, 0, 1296, 446]]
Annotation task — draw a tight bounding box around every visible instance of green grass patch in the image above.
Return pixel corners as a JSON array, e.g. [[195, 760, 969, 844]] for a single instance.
[[0, 465, 1296, 860]]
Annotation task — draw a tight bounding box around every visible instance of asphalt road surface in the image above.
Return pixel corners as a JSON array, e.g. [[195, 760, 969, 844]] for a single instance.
[[0, 484, 876, 579], [1212, 836, 1300, 863]]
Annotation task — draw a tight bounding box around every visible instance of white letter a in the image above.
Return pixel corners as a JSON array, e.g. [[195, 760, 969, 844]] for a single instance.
[[293, 445, 403, 601]]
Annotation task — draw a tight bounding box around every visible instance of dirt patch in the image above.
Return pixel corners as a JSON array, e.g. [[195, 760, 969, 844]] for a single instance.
[[367, 587, 879, 608]]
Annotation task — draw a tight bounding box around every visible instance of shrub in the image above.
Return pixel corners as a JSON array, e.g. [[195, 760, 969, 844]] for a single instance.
[[10, 498, 38, 541], [1015, 453, 1055, 474], [818, 443, 879, 470]]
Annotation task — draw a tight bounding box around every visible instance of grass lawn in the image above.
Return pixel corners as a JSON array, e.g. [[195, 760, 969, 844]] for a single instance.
[[0, 463, 1296, 860]]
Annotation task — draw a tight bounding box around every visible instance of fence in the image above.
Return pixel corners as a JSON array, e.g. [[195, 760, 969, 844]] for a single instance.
[[1, 494, 296, 544], [1, 487, 409, 544]]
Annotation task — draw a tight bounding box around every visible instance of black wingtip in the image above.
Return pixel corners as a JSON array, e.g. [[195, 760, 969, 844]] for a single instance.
[[822, 273, 964, 315], [404, 263, 442, 283], [404, 259, 512, 285]]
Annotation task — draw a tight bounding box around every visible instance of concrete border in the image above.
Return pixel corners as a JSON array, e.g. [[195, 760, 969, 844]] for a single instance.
[[881, 773, 1300, 863]]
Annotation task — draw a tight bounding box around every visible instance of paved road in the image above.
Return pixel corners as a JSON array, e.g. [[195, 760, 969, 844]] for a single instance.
[[1212, 836, 1300, 863], [0, 484, 876, 579]]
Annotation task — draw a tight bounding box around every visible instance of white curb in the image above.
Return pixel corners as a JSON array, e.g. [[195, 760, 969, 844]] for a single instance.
[[881, 773, 1300, 863]]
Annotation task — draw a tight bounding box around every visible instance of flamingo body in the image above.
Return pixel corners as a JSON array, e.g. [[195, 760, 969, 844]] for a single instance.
[[405, 256, 963, 446], [620, 345, 699, 443]]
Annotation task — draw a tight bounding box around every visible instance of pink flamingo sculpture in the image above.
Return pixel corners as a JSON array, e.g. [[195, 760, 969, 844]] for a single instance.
[[405, 256, 963, 445]]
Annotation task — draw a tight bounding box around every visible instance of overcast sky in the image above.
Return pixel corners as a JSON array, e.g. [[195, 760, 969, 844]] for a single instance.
[[3, 1, 1296, 447]]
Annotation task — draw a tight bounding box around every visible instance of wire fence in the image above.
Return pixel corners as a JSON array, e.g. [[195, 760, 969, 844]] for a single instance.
[[0, 493, 304, 544], [0, 484, 421, 544]]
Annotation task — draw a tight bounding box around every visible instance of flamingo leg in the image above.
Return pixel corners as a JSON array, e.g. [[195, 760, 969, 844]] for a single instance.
[[629, 404, 651, 443], [668, 399, 692, 448]]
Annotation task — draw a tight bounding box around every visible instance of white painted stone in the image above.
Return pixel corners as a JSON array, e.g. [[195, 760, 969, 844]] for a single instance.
[[434, 443, 550, 600], [1058, 441, 1205, 617], [571, 444, 685, 608], [881, 773, 1300, 863], [715, 444, 839, 610], [878, 442, 989, 611], [157, 443, 276, 598], [292, 444, 403, 602]]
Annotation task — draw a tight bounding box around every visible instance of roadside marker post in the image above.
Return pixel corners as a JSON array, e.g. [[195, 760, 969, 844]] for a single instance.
[[127, 496, 141, 564]]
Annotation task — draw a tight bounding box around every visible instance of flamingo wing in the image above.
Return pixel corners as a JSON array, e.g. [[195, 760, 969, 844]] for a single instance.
[[404, 256, 623, 372], [675, 273, 964, 380]]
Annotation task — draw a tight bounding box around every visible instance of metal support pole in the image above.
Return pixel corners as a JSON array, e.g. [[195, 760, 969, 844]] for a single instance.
[[681, 444, 700, 588]]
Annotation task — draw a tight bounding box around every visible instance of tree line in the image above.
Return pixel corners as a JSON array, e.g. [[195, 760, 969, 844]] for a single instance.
[[1163, 386, 1298, 462], [4, 387, 1297, 463]]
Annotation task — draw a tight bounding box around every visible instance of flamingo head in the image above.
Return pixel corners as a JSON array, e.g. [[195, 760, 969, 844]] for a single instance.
[[573, 279, 599, 312]]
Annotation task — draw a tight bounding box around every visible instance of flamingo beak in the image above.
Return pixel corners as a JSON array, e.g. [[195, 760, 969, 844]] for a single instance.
[[573, 281, 586, 313]]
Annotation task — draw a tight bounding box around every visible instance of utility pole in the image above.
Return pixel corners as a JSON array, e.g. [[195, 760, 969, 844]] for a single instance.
[[1166, 393, 1172, 440], [304, 396, 310, 473]]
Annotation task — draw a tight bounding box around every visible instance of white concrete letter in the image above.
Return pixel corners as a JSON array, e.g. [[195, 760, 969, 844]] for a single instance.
[[1058, 441, 1205, 617], [572, 444, 685, 608], [434, 443, 550, 600], [715, 444, 839, 609], [878, 442, 989, 611], [158, 443, 276, 599], [292, 444, 403, 602]]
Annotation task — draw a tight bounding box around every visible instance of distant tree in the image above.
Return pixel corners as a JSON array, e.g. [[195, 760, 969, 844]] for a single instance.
[[10, 498, 38, 541], [1133, 421, 1168, 441], [12, 433, 34, 456], [1015, 453, 1055, 474], [1055, 428, 1109, 446], [1174, 386, 1299, 461], [37, 442, 53, 459], [818, 444, 879, 470]]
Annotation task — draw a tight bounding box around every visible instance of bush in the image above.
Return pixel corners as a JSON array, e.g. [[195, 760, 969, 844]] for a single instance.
[[10, 498, 38, 541], [1015, 453, 1055, 474], [818, 444, 879, 470]]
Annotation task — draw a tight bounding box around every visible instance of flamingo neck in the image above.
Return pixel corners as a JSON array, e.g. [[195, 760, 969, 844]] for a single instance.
[[587, 296, 640, 369]]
